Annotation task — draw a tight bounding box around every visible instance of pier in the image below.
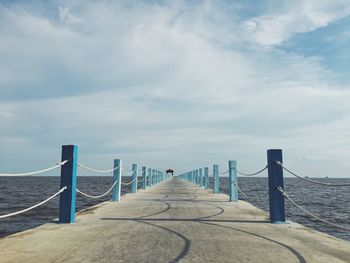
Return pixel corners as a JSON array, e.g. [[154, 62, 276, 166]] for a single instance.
[[1, 177, 350, 262]]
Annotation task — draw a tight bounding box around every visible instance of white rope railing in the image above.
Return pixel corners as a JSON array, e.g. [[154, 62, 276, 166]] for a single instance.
[[77, 162, 119, 173], [121, 178, 136, 186], [123, 169, 136, 176], [277, 186, 350, 230], [237, 184, 249, 198], [138, 177, 145, 183], [0, 161, 68, 177], [219, 170, 229, 175], [0, 186, 67, 219], [277, 162, 350, 187], [233, 165, 268, 176], [76, 180, 118, 199]]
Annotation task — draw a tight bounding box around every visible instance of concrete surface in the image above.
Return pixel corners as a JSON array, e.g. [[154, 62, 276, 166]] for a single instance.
[[0, 178, 349, 263]]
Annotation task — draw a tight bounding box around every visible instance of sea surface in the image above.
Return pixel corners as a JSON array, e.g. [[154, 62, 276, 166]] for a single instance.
[[1, 176, 350, 241]]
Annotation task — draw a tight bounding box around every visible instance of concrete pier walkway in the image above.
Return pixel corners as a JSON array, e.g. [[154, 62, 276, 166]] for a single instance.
[[1, 178, 350, 263]]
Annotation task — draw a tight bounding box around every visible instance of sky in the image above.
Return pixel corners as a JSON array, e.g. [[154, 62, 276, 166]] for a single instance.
[[1, 0, 350, 177]]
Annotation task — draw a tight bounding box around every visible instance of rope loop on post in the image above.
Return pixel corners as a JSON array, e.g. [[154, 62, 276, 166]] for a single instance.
[[0, 186, 67, 219], [236, 184, 249, 198], [277, 162, 350, 187], [277, 186, 350, 230], [123, 168, 137, 176], [121, 178, 136, 186], [76, 180, 118, 199], [137, 177, 145, 183], [77, 162, 119, 173], [0, 161, 68, 176], [232, 165, 268, 176]]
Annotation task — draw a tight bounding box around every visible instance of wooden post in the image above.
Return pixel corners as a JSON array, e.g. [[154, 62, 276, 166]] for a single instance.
[[267, 149, 285, 223], [204, 167, 209, 190], [229, 160, 238, 202], [131, 163, 137, 193], [147, 168, 152, 187], [213, 164, 219, 194], [199, 168, 203, 187], [59, 145, 78, 223], [112, 159, 122, 201], [142, 166, 146, 189]]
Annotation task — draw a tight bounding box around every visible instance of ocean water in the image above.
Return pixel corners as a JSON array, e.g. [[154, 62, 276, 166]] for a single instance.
[[0, 176, 349, 242], [215, 177, 350, 241]]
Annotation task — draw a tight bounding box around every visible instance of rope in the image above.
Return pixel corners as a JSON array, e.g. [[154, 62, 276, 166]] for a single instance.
[[77, 162, 119, 173], [219, 170, 229, 175], [0, 161, 68, 177], [277, 186, 350, 230], [277, 162, 350, 186], [121, 178, 136, 186], [76, 180, 118, 199], [234, 165, 268, 176], [237, 184, 249, 198], [123, 169, 136, 176], [138, 177, 145, 183], [0, 186, 67, 219]]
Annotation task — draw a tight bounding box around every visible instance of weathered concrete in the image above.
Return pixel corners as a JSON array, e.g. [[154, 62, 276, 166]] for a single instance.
[[1, 178, 349, 263]]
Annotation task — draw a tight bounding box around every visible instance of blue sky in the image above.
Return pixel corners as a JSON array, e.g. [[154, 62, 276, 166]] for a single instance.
[[1, 0, 350, 177]]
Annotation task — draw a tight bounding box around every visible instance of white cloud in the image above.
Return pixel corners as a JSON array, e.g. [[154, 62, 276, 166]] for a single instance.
[[0, 1, 350, 177], [244, 0, 350, 45]]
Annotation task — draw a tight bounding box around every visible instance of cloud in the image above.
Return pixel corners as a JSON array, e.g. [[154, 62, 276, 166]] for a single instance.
[[244, 0, 350, 45], [0, 0, 350, 177]]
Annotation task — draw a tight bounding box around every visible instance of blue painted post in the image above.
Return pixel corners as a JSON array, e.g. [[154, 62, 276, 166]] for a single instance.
[[59, 145, 78, 223], [213, 164, 219, 193], [147, 168, 152, 187], [229, 160, 238, 202], [152, 169, 155, 185], [196, 170, 199, 186], [204, 167, 209, 190], [267, 149, 285, 223], [131, 164, 137, 193], [199, 168, 203, 187], [112, 159, 122, 201], [142, 166, 146, 189], [198, 169, 200, 186]]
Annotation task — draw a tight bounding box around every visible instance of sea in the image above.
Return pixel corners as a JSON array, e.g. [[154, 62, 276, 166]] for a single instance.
[[0, 176, 349, 241]]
